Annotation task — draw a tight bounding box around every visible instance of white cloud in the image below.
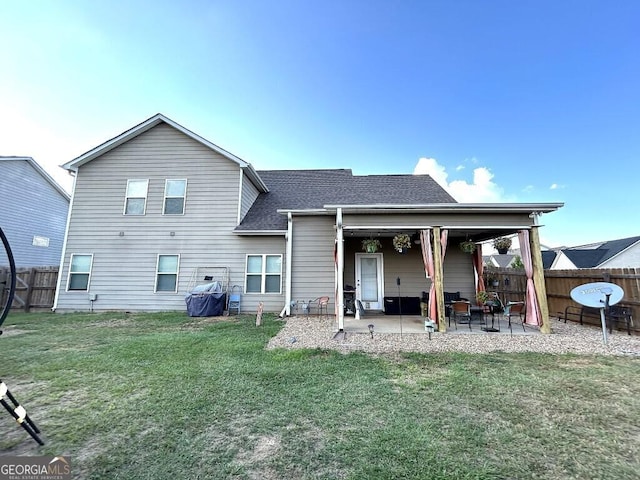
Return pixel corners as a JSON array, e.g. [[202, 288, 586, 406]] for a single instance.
[[455, 164, 465, 171], [550, 183, 565, 190], [414, 157, 503, 202], [413, 157, 449, 188]]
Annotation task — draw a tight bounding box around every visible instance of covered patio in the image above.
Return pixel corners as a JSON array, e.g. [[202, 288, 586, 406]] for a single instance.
[[328, 204, 563, 335]]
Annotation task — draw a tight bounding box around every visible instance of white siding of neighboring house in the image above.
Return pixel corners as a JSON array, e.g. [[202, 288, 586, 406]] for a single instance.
[[550, 251, 578, 270], [56, 123, 285, 313], [239, 172, 260, 222], [0, 159, 69, 267], [598, 243, 640, 268]]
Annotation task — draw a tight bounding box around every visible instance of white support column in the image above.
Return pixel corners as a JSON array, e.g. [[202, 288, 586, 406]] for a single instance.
[[336, 208, 345, 331], [285, 212, 293, 316]]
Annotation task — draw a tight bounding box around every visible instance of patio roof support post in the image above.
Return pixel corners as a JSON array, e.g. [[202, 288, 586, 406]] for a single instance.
[[336, 208, 345, 331], [530, 224, 551, 334], [285, 212, 293, 316], [432, 226, 446, 332]]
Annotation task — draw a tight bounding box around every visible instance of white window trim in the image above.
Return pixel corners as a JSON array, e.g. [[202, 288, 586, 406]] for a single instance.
[[66, 253, 93, 292], [155, 254, 180, 293], [123, 179, 149, 215], [162, 179, 187, 216], [244, 254, 283, 294]]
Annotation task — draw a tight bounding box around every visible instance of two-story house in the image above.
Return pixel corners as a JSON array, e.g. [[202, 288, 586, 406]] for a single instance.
[[53, 114, 562, 332]]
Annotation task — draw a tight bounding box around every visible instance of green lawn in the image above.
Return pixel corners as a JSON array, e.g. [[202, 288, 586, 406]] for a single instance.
[[1, 311, 639, 479]]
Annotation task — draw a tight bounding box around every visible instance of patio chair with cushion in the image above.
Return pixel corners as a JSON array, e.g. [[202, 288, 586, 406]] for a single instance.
[[504, 301, 526, 336], [450, 300, 471, 330]]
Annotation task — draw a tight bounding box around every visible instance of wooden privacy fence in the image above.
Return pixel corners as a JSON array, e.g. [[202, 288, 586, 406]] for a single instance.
[[0, 266, 59, 312], [485, 267, 640, 334]]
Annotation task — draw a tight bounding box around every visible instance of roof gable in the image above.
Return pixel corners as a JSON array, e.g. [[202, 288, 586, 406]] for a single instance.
[[0, 156, 70, 201], [561, 235, 640, 267], [61, 114, 268, 192]]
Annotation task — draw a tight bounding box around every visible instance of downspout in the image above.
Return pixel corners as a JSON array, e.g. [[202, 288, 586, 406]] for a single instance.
[[282, 211, 293, 317], [52, 170, 76, 312], [336, 208, 345, 331]]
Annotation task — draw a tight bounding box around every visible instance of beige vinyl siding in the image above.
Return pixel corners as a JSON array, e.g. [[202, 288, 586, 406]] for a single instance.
[[57, 124, 285, 313], [290, 216, 336, 312], [240, 173, 260, 221], [441, 247, 476, 300], [343, 212, 533, 228], [343, 237, 475, 303]]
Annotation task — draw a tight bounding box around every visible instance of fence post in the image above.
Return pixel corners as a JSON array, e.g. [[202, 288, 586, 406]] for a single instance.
[[23, 268, 37, 312]]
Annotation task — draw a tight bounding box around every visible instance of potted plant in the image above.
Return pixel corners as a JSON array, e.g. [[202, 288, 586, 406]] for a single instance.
[[392, 234, 411, 253], [362, 238, 382, 253], [459, 240, 476, 254], [476, 290, 490, 306], [492, 236, 512, 254]]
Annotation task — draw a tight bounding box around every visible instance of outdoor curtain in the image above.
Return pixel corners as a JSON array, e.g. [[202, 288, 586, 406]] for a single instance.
[[473, 244, 485, 294], [420, 228, 448, 323], [518, 229, 542, 326]]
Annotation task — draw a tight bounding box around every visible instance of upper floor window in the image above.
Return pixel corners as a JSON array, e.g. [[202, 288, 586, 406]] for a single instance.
[[245, 254, 282, 294], [67, 254, 93, 291], [163, 179, 187, 215], [155, 254, 180, 292], [124, 179, 149, 215]]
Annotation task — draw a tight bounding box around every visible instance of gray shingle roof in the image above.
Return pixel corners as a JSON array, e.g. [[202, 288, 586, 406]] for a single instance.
[[236, 170, 457, 231], [541, 250, 557, 269], [563, 235, 640, 268]]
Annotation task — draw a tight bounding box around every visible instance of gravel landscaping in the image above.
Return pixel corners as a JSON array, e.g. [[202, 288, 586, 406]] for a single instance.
[[267, 316, 640, 356]]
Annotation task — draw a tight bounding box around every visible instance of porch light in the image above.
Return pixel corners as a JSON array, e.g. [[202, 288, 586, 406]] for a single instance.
[[368, 324, 374, 338]]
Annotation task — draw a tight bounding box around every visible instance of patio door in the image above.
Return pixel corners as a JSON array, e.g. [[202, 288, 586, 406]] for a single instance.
[[355, 253, 384, 310]]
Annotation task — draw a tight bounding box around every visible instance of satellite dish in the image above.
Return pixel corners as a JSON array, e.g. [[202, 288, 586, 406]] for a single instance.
[[570, 282, 625, 346], [570, 282, 623, 309]]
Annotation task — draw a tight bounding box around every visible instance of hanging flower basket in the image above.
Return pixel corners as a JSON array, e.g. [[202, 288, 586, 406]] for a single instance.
[[392, 234, 411, 253], [492, 236, 512, 254], [459, 240, 476, 254], [362, 238, 382, 253]]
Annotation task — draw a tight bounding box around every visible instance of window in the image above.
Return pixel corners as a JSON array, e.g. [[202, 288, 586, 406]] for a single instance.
[[67, 254, 93, 291], [155, 254, 179, 292], [245, 255, 282, 294], [163, 179, 187, 215], [124, 179, 149, 215]]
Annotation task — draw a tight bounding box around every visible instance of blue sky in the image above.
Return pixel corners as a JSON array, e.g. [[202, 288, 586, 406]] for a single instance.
[[2, 0, 639, 248]]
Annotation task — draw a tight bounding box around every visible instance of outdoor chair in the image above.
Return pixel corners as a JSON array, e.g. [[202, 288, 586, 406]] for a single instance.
[[450, 300, 471, 330], [504, 301, 526, 336], [607, 305, 634, 335], [310, 296, 330, 318]]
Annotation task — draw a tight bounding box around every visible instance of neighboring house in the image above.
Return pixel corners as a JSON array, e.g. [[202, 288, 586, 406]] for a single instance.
[[483, 254, 518, 268], [52, 114, 562, 332], [0, 156, 70, 267], [548, 236, 640, 269], [540, 250, 558, 269]]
